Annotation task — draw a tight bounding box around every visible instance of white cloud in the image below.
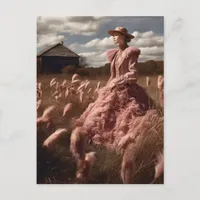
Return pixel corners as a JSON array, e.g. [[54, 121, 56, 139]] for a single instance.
[[79, 52, 98, 57], [37, 16, 111, 48], [81, 31, 164, 63], [64, 17, 111, 36], [132, 31, 154, 38], [83, 31, 163, 51], [130, 37, 164, 48], [68, 30, 164, 66], [37, 34, 64, 48], [64, 22, 98, 36], [84, 36, 115, 50], [139, 46, 164, 56], [68, 42, 82, 51], [99, 51, 107, 58], [84, 38, 101, 48], [129, 31, 163, 48], [78, 51, 108, 67]]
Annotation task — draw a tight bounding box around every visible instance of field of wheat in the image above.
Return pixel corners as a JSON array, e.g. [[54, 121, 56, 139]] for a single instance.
[[37, 74, 164, 184]]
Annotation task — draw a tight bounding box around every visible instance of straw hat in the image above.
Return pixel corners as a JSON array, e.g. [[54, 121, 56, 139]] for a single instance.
[[108, 26, 134, 39]]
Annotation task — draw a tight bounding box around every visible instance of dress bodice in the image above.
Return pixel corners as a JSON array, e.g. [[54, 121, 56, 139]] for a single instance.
[[106, 46, 141, 83], [113, 50, 125, 77]]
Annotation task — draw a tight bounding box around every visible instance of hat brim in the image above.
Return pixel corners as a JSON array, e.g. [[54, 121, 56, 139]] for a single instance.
[[108, 30, 135, 39]]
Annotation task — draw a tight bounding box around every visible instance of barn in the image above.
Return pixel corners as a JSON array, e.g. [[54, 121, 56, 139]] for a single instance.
[[37, 42, 80, 74]]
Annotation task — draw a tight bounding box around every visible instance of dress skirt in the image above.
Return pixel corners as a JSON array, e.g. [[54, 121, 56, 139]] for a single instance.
[[72, 76, 160, 151]]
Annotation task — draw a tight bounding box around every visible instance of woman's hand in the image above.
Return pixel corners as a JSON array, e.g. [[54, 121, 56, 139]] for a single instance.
[[108, 76, 125, 90], [124, 73, 137, 83], [108, 78, 118, 90]]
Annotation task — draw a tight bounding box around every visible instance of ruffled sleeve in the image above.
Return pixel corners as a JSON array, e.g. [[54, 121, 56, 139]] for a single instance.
[[106, 49, 118, 62]]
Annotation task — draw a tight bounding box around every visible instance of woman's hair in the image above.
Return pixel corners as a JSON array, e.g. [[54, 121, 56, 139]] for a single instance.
[[120, 33, 131, 43], [125, 36, 131, 43]]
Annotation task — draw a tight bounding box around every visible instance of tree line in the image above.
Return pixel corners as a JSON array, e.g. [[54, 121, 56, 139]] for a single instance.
[[62, 59, 164, 78]]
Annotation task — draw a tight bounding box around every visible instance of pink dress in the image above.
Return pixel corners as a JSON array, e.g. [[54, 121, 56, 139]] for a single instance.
[[72, 46, 157, 150]]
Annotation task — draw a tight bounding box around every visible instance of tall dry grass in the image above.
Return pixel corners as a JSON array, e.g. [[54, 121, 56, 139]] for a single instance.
[[37, 74, 164, 184]]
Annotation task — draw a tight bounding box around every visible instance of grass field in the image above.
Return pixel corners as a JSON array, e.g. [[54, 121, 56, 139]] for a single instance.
[[37, 74, 164, 184]]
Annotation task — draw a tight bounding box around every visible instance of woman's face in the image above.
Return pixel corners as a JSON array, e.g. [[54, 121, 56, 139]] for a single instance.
[[113, 32, 126, 45]]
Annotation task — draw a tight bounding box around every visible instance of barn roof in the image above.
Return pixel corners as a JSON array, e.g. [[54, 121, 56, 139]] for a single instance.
[[37, 43, 80, 57]]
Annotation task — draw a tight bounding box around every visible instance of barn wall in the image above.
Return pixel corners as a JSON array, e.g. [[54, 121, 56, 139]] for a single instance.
[[37, 57, 42, 73], [41, 56, 79, 73]]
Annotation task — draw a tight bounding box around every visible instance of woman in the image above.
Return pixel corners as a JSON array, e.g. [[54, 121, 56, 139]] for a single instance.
[[106, 26, 140, 86], [70, 27, 158, 182]]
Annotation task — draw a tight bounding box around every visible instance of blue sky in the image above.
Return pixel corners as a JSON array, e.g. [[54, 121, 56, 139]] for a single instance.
[[37, 16, 164, 67]]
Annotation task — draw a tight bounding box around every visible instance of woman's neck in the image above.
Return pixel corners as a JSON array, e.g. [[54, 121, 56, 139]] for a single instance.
[[118, 43, 128, 51]]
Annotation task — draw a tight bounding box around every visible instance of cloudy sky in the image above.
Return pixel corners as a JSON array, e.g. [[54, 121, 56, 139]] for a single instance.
[[37, 16, 164, 67]]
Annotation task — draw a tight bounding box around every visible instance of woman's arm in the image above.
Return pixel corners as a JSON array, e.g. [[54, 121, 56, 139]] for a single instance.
[[124, 54, 139, 82]]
